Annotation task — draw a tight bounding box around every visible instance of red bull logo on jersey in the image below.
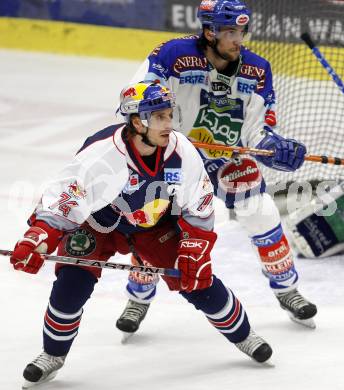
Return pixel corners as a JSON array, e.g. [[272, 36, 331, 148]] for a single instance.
[[120, 199, 171, 228], [68, 181, 87, 200], [173, 56, 208, 74]]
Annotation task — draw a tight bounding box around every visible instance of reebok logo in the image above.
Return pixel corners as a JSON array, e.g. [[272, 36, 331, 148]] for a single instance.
[[181, 241, 203, 249]]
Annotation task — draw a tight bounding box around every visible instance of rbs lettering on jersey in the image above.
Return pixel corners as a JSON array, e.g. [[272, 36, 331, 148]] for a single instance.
[[164, 168, 182, 183]]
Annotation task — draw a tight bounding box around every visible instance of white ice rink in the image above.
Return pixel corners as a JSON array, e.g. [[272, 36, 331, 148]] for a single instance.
[[1, 49, 344, 390]]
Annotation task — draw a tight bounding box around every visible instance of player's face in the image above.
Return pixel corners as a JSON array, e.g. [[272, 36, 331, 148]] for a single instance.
[[147, 108, 173, 147], [215, 26, 245, 61]]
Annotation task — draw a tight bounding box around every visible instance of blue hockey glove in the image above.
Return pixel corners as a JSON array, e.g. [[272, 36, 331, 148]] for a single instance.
[[256, 131, 307, 172]]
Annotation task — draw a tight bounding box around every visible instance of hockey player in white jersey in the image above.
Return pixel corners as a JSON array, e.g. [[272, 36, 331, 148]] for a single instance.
[[116, 0, 317, 336], [10, 82, 273, 388]]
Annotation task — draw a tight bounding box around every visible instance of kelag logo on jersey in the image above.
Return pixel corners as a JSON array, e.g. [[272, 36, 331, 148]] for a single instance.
[[164, 168, 182, 183], [191, 107, 242, 148], [188, 90, 244, 158]]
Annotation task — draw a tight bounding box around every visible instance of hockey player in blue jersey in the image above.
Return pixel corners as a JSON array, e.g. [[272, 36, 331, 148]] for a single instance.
[[10, 82, 273, 388], [115, 0, 317, 336]]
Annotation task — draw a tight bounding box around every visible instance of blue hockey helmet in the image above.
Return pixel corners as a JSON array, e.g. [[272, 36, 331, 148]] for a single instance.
[[197, 0, 251, 33], [119, 82, 176, 125]]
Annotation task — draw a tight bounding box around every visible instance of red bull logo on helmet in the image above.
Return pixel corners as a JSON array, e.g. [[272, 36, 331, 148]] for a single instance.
[[123, 87, 137, 98]]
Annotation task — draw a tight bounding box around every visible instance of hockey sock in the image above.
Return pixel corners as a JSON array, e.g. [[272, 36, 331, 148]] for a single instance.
[[252, 223, 298, 293], [43, 266, 97, 356], [180, 275, 250, 343], [126, 271, 159, 304]]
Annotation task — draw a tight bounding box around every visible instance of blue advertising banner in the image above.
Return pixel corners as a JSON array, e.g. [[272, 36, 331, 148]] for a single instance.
[[0, 0, 165, 30], [166, 0, 344, 46], [1, 0, 344, 46]]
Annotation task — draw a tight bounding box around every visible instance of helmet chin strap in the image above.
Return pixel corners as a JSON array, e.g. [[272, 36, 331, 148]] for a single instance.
[[140, 126, 157, 147]]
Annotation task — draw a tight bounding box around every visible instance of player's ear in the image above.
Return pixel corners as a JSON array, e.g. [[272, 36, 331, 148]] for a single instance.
[[131, 115, 144, 133], [203, 27, 215, 42]]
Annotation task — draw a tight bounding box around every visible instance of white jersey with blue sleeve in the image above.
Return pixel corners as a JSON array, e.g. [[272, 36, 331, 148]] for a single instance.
[[33, 124, 214, 234]]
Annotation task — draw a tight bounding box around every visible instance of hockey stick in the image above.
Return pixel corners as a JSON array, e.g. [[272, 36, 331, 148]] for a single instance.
[[191, 141, 344, 165], [0, 249, 180, 278], [300, 32, 344, 95]]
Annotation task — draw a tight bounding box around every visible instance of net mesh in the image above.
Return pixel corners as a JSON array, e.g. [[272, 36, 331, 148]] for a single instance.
[[244, 0, 344, 186]]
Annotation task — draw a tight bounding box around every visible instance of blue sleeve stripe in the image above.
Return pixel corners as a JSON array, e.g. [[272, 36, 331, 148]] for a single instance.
[[76, 124, 121, 154]]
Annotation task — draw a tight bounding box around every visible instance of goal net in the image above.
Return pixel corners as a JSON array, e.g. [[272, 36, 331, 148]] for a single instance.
[[244, 0, 344, 189]]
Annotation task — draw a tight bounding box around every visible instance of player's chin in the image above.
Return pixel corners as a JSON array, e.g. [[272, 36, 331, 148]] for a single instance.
[[225, 49, 240, 61], [158, 133, 171, 146]]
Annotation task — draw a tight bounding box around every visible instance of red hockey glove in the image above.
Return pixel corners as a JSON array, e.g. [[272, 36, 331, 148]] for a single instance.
[[10, 221, 63, 274], [175, 218, 217, 292]]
